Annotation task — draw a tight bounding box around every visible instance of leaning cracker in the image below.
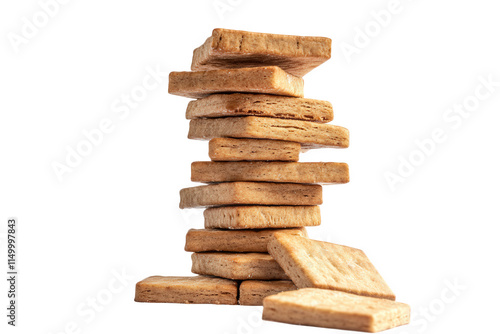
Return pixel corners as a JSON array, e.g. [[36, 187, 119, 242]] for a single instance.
[[267, 234, 395, 300], [263, 288, 410, 332], [134, 275, 238, 304], [188, 116, 349, 149], [191, 252, 288, 280], [239, 280, 296, 306], [185, 227, 307, 253], [209, 138, 301, 162], [191, 161, 349, 184], [179, 182, 322, 208], [191, 29, 331, 77], [168, 66, 303, 99], [187, 94, 333, 123], [204, 206, 321, 229]]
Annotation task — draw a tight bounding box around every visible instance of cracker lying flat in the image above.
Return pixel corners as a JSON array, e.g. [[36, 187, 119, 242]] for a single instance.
[[186, 94, 333, 123], [267, 234, 395, 300], [191, 161, 349, 184], [188, 116, 349, 149], [179, 182, 322, 208], [204, 206, 321, 229], [185, 227, 307, 253], [134, 275, 238, 304], [209, 138, 301, 162], [191, 29, 331, 77], [191, 252, 288, 280], [239, 280, 296, 306], [168, 66, 303, 99], [263, 288, 410, 332]]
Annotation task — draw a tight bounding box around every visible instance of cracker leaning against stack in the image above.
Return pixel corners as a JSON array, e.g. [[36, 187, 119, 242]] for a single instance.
[[135, 28, 410, 333]]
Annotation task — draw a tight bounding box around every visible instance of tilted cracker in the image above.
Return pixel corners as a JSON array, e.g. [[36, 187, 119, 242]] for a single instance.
[[267, 233, 396, 300]]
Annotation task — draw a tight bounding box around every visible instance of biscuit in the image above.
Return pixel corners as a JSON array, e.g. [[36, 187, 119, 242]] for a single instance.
[[209, 138, 301, 162], [188, 116, 349, 149], [262, 288, 410, 332], [204, 206, 321, 229], [191, 161, 349, 184], [185, 227, 307, 253], [191, 252, 288, 280], [179, 182, 322, 208], [191, 29, 331, 77], [186, 94, 333, 123], [239, 280, 296, 306], [134, 275, 238, 304], [267, 234, 396, 300], [168, 66, 304, 99]]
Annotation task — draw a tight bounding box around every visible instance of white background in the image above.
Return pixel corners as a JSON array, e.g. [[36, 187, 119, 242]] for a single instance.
[[1, 0, 499, 333]]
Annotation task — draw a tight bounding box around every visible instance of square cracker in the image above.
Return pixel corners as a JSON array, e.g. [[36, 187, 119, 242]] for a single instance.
[[209, 138, 301, 162], [239, 280, 296, 306], [134, 275, 238, 304], [188, 116, 349, 149], [168, 66, 303, 99], [185, 227, 307, 253], [262, 288, 410, 332], [179, 182, 322, 208], [191, 252, 288, 280], [186, 94, 333, 123], [191, 29, 331, 77], [204, 206, 321, 229], [267, 234, 396, 300], [191, 161, 349, 184]]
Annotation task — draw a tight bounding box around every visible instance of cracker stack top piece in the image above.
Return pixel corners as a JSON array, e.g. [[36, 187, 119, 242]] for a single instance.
[[192, 28, 332, 77]]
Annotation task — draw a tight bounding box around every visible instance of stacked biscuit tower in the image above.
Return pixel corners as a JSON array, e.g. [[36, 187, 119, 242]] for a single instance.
[[135, 29, 410, 333]]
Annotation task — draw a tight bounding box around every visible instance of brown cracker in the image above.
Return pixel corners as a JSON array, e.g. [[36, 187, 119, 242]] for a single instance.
[[239, 280, 297, 306], [134, 275, 238, 304], [179, 182, 322, 208], [204, 206, 321, 229], [188, 116, 349, 149], [191, 161, 349, 184], [209, 138, 301, 162], [185, 227, 307, 253], [191, 29, 331, 77], [168, 66, 304, 99], [262, 288, 410, 332], [267, 234, 396, 300], [186, 94, 333, 123], [191, 252, 288, 280]]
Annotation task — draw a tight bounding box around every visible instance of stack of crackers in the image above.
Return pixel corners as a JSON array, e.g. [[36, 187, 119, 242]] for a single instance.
[[135, 29, 410, 333]]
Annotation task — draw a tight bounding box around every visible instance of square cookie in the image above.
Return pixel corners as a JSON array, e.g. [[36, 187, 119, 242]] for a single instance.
[[186, 94, 333, 123], [134, 275, 238, 304], [188, 116, 349, 149], [179, 182, 322, 208], [191, 252, 288, 280], [191, 29, 331, 77], [209, 138, 301, 162], [267, 233, 396, 300], [204, 206, 321, 229], [185, 227, 307, 253], [239, 280, 296, 306], [191, 161, 349, 184], [168, 66, 304, 99], [263, 288, 410, 332]]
